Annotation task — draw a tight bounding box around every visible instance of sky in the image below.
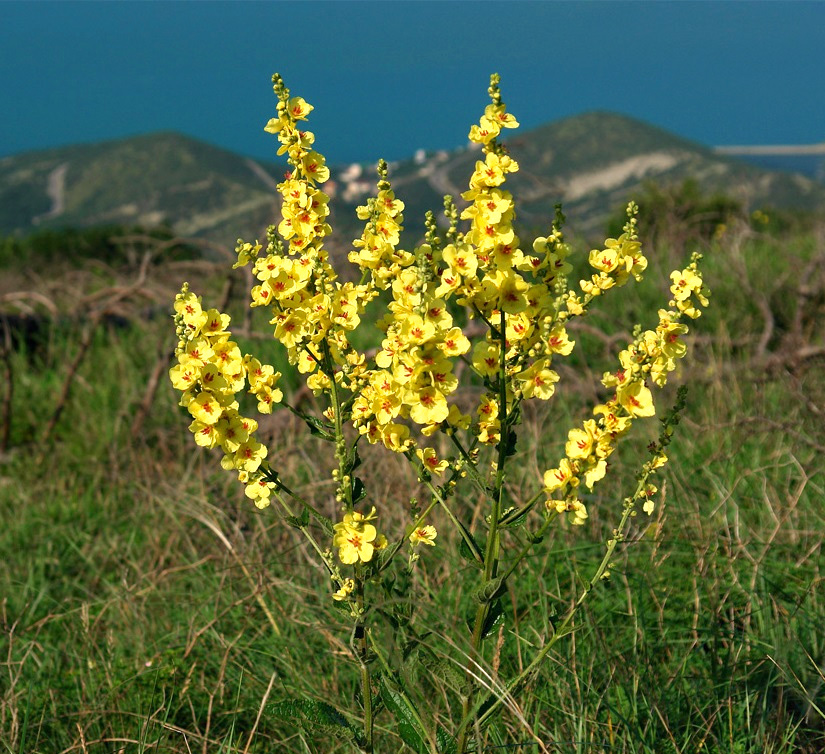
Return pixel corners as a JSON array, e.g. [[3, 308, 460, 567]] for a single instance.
[[2, 1, 824, 166]]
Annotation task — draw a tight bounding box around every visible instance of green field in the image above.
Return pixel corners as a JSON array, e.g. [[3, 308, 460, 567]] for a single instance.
[[1, 222, 824, 753]]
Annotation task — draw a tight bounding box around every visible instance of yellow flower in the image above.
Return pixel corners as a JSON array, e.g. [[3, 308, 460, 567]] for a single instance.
[[189, 419, 220, 449], [333, 520, 377, 564], [583, 459, 607, 489], [232, 439, 267, 473], [409, 387, 449, 425], [416, 448, 448, 476], [516, 359, 559, 400], [472, 341, 500, 377], [301, 151, 329, 184], [285, 96, 313, 120], [189, 391, 223, 425], [565, 420, 598, 460], [216, 413, 250, 454], [169, 363, 199, 391], [244, 477, 275, 509], [543, 458, 577, 492], [409, 525, 437, 547], [546, 326, 575, 355], [333, 578, 355, 601], [484, 103, 519, 130], [439, 327, 471, 358], [179, 338, 214, 368], [669, 268, 702, 301], [617, 380, 655, 418], [381, 422, 411, 452]]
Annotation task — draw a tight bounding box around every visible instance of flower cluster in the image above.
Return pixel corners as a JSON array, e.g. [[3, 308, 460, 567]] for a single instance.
[[238, 75, 374, 395], [348, 160, 411, 288], [580, 206, 648, 297], [669, 256, 710, 320], [542, 256, 709, 523], [170, 284, 280, 508], [169, 74, 712, 753]]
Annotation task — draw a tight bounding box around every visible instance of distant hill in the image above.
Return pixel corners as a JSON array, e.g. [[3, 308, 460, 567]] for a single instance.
[[2, 114, 824, 251], [0, 132, 283, 246], [365, 112, 825, 239]]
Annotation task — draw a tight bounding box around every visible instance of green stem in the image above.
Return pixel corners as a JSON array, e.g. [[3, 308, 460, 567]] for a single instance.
[[464, 472, 651, 733], [413, 465, 484, 567], [354, 578, 373, 753], [458, 309, 509, 754], [376, 496, 440, 574], [368, 632, 435, 754], [498, 510, 556, 585], [447, 432, 489, 494], [267, 473, 331, 528], [272, 490, 331, 573]]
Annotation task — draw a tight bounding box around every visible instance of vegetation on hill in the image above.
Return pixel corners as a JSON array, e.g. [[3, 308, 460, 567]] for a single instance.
[[2, 114, 823, 252]]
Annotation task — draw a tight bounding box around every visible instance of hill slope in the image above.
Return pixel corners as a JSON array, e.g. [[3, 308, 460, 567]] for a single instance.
[[2, 114, 824, 249], [0, 132, 282, 245], [362, 112, 825, 239]]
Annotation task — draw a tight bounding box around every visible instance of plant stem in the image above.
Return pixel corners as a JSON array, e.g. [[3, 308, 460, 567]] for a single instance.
[[498, 510, 556, 585], [272, 491, 331, 571], [355, 578, 373, 753], [463, 475, 650, 733], [457, 309, 509, 754], [368, 633, 435, 753]]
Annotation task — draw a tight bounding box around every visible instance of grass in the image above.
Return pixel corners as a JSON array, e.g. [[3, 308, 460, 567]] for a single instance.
[[1, 224, 824, 753]]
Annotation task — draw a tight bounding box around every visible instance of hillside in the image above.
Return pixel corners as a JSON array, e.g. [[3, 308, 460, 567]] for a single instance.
[[364, 112, 825, 239], [0, 132, 283, 246], [2, 114, 824, 251]]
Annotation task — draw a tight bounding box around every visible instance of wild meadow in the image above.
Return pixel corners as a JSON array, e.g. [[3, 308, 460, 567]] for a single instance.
[[1, 78, 824, 754]]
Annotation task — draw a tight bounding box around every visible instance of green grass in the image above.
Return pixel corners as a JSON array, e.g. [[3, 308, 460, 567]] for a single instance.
[[1, 226, 824, 753]]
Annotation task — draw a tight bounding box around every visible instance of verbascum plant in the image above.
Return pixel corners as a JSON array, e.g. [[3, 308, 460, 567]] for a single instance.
[[170, 73, 709, 753]]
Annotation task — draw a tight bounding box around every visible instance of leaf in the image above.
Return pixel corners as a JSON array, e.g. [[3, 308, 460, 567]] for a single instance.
[[466, 598, 505, 641], [352, 477, 367, 504], [284, 515, 304, 529], [436, 726, 458, 754], [417, 651, 472, 697], [455, 519, 484, 567], [343, 442, 362, 475], [500, 426, 519, 460], [267, 698, 364, 745], [317, 515, 335, 537], [481, 598, 505, 639], [474, 576, 506, 604], [379, 675, 427, 753], [303, 415, 336, 441], [498, 498, 537, 529]]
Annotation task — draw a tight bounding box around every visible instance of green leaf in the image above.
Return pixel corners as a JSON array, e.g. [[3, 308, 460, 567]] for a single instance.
[[343, 442, 362, 475], [498, 498, 537, 529], [318, 515, 335, 537], [267, 698, 364, 746], [436, 727, 458, 754], [467, 598, 505, 641], [455, 519, 484, 567], [303, 415, 336, 441], [417, 650, 472, 697], [481, 598, 505, 639], [379, 675, 427, 753], [500, 426, 518, 460], [474, 576, 506, 604], [352, 477, 367, 503]]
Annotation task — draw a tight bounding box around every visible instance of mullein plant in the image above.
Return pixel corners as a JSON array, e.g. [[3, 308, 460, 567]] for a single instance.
[[170, 73, 709, 753]]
